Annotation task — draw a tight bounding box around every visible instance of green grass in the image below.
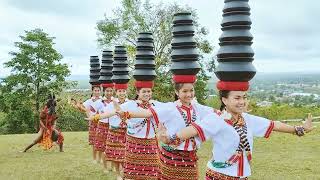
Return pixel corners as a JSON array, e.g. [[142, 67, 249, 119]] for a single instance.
[[0, 127, 319, 180]]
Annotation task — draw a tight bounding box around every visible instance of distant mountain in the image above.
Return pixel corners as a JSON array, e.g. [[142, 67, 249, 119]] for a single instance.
[[207, 72, 320, 91], [66, 75, 90, 89], [252, 72, 320, 84], [3, 72, 319, 90], [66, 75, 88, 81], [208, 72, 320, 83]]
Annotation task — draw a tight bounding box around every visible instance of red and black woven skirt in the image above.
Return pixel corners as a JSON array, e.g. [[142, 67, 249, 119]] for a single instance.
[[158, 146, 198, 180], [104, 127, 126, 163], [94, 122, 109, 152], [123, 135, 159, 180], [88, 120, 98, 145]]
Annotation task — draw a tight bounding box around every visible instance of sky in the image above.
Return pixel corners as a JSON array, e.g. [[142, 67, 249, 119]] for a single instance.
[[0, 0, 319, 77]]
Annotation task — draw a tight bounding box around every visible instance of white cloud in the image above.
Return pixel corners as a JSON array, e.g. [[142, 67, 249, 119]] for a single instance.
[[0, 0, 319, 77], [0, 0, 120, 76], [254, 58, 319, 73]]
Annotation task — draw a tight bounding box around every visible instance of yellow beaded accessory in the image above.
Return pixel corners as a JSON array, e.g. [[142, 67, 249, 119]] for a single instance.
[[93, 114, 101, 122], [124, 111, 131, 119]]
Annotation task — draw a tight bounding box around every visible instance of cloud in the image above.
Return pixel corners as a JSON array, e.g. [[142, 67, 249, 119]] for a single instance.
[[184, 0, 320, 72], [0, 0, 120, 76], [254, 58, 319, 73], [2, 0, 118, 20], [0, 0, 319, 77], [250, 0, 320, 65]]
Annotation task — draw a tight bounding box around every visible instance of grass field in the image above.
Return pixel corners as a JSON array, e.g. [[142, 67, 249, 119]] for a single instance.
[[0, 127, 319, 180]]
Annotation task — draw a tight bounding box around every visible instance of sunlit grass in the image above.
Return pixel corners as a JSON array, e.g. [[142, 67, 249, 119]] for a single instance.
[[0, 127, 319, 180]]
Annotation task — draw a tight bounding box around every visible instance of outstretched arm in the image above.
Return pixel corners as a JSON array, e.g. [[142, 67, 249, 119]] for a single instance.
[[273, 113, 314, 136], [128, 109, 153, 118], [86, 110, 117, 122], [113, 100, 153, 119], [69, 98, 88, 113]]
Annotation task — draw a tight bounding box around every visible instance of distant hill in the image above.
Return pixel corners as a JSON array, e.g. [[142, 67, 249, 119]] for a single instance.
[[3, 72, 319, 90], [0, 75, 90, 89], [207, 72, 320, 92], [66, 75, 90, 89]]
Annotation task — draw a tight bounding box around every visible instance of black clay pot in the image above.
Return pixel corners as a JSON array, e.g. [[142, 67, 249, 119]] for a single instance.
[[137, 41, 154, 48], [171, 48, 198, 57], [219, 29, 253, 41], [111, 46, 130, 84], [214, 0, 256, 82], [133, 32, 156, 82], [101, 63, 113, 67], [135, 59, 156, 65], [170, 61, 200, 75], [173, 12, 193, 23], [112, 66, 130, 72], [133, 70, 157, 77], [217, 45, 254, 58], [89, 55, 101, 85], [99, 76, 113, 81], [114, 46, 126, 52], [111, 75, 130, 84], [136, 50, 154, 56], [89, 79, 100, 85], [171, 36, 196, 46], [170, 12, 200, 77], [100, 69, 113, 74], [223, 0, 250, 12]]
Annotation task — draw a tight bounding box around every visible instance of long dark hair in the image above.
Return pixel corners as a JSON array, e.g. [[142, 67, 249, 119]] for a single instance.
[[135, 88, 141, 100], [174, 83, 185, 100], [219, 90, 230, 111], [47, 94, 57, 115]]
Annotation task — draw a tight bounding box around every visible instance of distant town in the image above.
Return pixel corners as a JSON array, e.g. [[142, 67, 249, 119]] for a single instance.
[[246, 72, 319, 106], [208, 72, 320, 107]]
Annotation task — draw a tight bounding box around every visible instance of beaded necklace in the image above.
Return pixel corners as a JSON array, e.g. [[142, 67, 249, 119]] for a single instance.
[[127, 102, 154, 138], [176, 104, 197, 150]]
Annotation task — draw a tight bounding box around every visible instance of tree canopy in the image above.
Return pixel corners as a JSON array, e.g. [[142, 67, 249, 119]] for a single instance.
[[0, 29, 72, 133], [96, 0, 216, 103]]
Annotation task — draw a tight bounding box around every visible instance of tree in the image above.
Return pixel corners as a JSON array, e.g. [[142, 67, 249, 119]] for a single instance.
[[0, 29, 72, 132], [96, 0, 215, 103]]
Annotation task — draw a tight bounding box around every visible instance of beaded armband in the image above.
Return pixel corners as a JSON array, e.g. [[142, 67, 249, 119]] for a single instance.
[[116, 111, 131, 122], [294, 125, 305, 136], [168, 133, 182, 146], [92, 114, 101, 123], [124, 111, 131, 119]]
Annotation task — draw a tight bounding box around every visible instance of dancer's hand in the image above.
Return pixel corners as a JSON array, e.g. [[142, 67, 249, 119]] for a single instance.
[[76, 101, 81, 107], [113, 100, 121, 111], [157, 123, 170, 144], [116, 109, 124, 118], [69, 98, 77, 107], [85, 115, 94, 121], [303, 113, 314, 133]]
